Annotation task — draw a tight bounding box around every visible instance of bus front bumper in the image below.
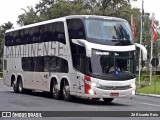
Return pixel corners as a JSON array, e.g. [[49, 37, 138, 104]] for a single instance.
[[76, 87, 136, 99]]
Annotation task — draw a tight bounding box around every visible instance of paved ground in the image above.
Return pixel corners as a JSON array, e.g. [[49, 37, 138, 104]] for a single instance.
[[0, 79, 160, 120]]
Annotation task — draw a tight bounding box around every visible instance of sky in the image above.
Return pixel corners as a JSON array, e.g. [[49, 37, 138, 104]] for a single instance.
[[131, 0, 160, 23], [0, 0, 40, 26], [0, 0, 159, 27]]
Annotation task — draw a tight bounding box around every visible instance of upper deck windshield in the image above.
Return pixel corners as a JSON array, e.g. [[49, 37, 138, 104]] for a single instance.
[[85, 18, 134, 46]]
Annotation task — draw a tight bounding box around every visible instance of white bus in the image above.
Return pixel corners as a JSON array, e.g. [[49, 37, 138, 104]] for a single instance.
[[3, 15, 147, 102]]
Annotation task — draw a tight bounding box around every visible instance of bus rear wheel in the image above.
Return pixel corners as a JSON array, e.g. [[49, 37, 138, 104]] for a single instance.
[[103, 98, 114, 103], [52, 81, 60, 99], [12, 80, 18, 93], [62, 80, 72, 101], [17, 78, 24, 94]]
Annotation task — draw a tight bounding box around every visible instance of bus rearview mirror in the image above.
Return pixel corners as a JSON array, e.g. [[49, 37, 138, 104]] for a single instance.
[[135, 43, 147, 61]]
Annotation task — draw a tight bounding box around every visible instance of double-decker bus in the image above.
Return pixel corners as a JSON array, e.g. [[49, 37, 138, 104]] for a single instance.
[[3, 15, 147, 102]]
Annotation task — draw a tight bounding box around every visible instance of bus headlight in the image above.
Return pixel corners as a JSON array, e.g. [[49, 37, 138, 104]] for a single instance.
[[88, 89, 95, 95], [130, 83, 136, 88], [91, 82, 96, 87], [91, 82, 100, 87]]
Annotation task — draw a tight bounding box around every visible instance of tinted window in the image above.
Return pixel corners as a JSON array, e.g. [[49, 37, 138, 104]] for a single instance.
[[32, 26, 40, 43], [67, 19, 85, 39], [84, 19, 134, 46], [22, 57, 34, 71], [22, 29, 29, 44], [22, 56, 68, 73], [34, 57, 44, 72], [5, 22, 66, 46]]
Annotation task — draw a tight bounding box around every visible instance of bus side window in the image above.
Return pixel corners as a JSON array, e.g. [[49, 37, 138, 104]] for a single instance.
[[16, 30, 22, 45], [34, 57, 44, 72], [22, 29, 29, 44], [8, 32, 14, 46], [50, 22, 66, 44], [44, 56, 50, 72], [49, 57, 59, 72], [22, 57, 34, 71], [28, 28, 33, 44], [60, 58, 69, 73], [41, 24, 52, 42], [67, 19, 85, 39], [5, 33, 9, 46], [56, 22, 66, 44], [13, 31, 18, 46], [49, 23, 56, 41], [32, 26, 40, 43]]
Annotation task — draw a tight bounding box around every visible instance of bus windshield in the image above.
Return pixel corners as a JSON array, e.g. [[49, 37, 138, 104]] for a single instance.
[[85, 19, 133, 45], [88, 50, 136, 80]]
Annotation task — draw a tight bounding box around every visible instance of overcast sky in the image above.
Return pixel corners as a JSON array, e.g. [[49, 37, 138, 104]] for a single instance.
[[131, 0, 160, 22], [0, 0, 39, 26], [0, 0, 159, 27]]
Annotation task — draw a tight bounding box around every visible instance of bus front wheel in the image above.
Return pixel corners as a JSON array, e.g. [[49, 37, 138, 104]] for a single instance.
[[103, 98, 114, 103]]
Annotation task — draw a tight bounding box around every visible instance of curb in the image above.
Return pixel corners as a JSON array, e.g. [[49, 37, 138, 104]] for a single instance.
[[136, 93, 160, 98]]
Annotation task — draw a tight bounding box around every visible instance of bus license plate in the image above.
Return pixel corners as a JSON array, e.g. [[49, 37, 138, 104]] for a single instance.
[[110, 93, 119, 96]]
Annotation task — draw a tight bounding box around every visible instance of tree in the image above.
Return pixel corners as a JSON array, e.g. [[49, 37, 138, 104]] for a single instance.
[[16, 0, 160, 61], [0, 22, 13, 36], [17, 6, 40, 26], [0, 22, 13, 71]]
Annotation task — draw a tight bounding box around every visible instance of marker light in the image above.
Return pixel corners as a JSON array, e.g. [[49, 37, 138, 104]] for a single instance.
[[91, 82, 97, 87]]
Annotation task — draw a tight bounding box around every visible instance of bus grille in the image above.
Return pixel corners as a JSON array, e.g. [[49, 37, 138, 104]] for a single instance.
[[97, 85, 131, 90]]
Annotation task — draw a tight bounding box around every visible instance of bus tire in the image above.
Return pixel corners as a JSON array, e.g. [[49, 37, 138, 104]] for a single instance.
[[17, 78, 24, 94], [52, 80, 60, 99], [62, 80, 72, 101], [103, 98, 114, 103], [12, 80, 18, 93]]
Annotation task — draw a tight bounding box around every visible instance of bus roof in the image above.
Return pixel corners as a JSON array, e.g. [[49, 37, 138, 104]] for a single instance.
[[6, 15, 126, 33]]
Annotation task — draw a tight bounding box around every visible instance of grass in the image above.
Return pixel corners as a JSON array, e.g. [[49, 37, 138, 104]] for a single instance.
[[136, 75, 160, 95]]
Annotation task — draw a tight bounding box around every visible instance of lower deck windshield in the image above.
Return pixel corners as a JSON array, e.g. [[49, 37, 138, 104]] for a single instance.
[[89, 50, 135, 80]]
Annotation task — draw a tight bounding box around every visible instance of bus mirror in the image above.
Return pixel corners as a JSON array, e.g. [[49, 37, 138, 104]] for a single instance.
[[135, 43, 147, 61]]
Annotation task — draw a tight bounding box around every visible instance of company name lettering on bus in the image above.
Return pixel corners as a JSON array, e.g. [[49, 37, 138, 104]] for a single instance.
[[95, 51, 109, 55], [5, 41, 68, 58]]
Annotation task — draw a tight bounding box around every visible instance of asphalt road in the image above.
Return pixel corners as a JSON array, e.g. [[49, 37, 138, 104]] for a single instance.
[[0, 79, 160, 120]]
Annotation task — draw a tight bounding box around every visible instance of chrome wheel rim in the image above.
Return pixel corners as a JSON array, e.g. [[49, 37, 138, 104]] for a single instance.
[[53, 84, 58, 96], [63, 85, 70, 98]]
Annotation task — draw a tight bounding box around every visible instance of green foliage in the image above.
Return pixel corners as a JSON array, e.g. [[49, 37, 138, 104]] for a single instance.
[[6, 0, 160, 66], [0, 22, 13, 71], [137, 76, 160, 95], [17, 0, 136, 25], [17, 6, 40, 26]]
